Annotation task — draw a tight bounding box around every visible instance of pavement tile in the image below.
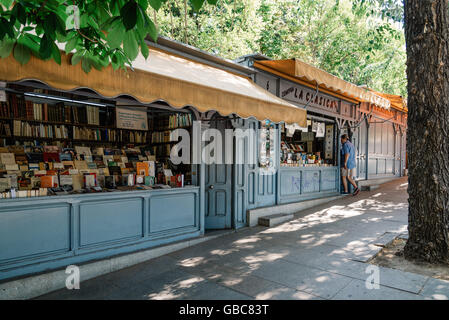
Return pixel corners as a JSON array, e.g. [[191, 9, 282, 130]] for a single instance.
[[419, 278, 449, 300], [250, 259, 353, 299], [99, 255, 180, 289], [331, 279, 423, 300], [371, 232, 400, 247], [322, 261, 429, 294]]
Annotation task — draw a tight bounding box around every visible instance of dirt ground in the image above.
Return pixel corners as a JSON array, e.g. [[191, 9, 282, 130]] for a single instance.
[[370, 238, 449, 281]]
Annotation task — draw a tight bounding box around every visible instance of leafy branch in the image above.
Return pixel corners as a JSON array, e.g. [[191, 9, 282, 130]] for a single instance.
[[0, 0, 218, 73]]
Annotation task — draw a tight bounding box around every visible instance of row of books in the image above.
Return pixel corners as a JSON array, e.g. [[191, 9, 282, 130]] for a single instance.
[[0, 121, 11, 136], [72, 127, 118, 142], [154, 114, 193, 130], [0, 101, 10, 118], [151, 130, 174, 143], [7, 92, 102, 125], [73, 105, 100, 125], [13, 121, 70, 139], [119, 130, 148, 143]]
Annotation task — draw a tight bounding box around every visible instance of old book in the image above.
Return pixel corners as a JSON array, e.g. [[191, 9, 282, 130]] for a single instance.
[[59, 175, 73, 186], [63, 161, 75, 169], [30, 177, 41, 189], [96, 175, 105, 188], [72, 174, 84, 191], [29, 163, 39, 170], [136, 162, 149, 176], [40, 176, 57, 188], [5, 164, 19, 171], [87, 162, 97, 169], [74, 160, 88, 170], [84, 173, 96, 188], [144, 176, 155, 186], [75, 146, 92, 157], [99, 167, 110, 176], [0, 177, 11, 192], [0, 153, 16, 165], [135, 175, 144, 185], [68, 169, 79, 175], [105, 176, 116, 189], [53, 163, 64, 170]]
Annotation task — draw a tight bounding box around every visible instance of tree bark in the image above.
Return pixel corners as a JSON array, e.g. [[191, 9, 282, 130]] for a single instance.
[[404, 0, 449, 263]]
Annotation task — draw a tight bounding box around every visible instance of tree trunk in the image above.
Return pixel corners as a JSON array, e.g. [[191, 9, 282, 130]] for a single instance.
[[404, 0, 449, 263]]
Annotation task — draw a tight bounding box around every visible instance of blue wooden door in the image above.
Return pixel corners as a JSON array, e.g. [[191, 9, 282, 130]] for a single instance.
[[205, 119, 232, 229], [233, 118, 249, 229], [355, 119, 368, 180]]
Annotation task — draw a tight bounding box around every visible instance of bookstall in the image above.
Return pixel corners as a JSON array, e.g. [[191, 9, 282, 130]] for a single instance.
[[0, 40, 307, 280], [0, 82, 202, 280], [277, 113, 340, 204], [236, 55, 392, 204]]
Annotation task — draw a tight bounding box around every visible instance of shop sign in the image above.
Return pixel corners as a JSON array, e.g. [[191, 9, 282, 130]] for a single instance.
[[116, 107, 148, 131], [280, 81, 339, 113]]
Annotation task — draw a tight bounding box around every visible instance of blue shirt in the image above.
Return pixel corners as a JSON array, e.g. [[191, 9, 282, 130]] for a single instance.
[[342, 141, 356, 169]]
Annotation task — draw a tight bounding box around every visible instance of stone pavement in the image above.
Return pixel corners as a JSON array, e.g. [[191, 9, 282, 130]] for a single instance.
[[37, 177, 449, 300]]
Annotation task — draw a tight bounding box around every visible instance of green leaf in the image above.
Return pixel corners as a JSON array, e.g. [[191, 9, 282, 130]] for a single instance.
[[107, 21, 126, 49], [71, 52, 83, 66], [121, 1, 138, 30], [141, 39, 149, 59], [18, 33, 40, 56], [206, 0, 218, 4], [43, 13, 57, 40], [81, 58, 92, 73], [89, 55, 104, 71], [0, 38, 15, 58], [52, 43, 61, 65], [13, 43, 31, 65], [39, 35, 53, 59], [149, 0, 162, 11], [65, 36, 78, 53], [190, 0, 205, 11], [54, 13, 67, 37], [0, 0, 14, 9], [147, 18, 158, 42], [138, 0, 149, 10], [12, 3, 26, 25], [0, 18, 15, 39], [123, 31, 139, 60]]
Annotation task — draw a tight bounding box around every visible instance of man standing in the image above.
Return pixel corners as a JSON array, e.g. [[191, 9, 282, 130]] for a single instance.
[[340, 134, 360, 196]]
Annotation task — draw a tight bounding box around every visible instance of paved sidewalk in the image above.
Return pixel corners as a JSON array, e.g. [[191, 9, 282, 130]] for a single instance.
[[37, 177, 449, 300]]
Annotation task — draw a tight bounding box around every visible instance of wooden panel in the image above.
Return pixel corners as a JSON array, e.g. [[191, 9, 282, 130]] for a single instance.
[[150, 192, 197, 233], [0, 204, 71, 262], [280, 170, 302, 196], [302, 170, 320, 194], [79, 198, 144, 247], [321, 169, 337, 191]]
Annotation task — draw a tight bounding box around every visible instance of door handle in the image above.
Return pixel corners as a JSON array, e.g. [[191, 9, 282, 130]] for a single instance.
[[209, 185, 214, 189]]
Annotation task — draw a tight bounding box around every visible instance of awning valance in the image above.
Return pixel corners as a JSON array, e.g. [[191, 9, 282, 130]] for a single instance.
[[369, 90, 407, 113], [254, 59, 391, 109], [0, 47, 307, 127]]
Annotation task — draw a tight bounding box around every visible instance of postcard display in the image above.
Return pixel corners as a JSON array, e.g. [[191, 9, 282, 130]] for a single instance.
[[0, 89, 194, 199], [280, 119, 336, 167]]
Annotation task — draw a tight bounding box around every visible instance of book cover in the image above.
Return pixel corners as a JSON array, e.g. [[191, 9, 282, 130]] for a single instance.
[[74, 160, 88, 170], [84, 173, 97, 188], [136, 162, 149, 176], [40, 176, 56, 188], [0, 153, 16, 165]]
